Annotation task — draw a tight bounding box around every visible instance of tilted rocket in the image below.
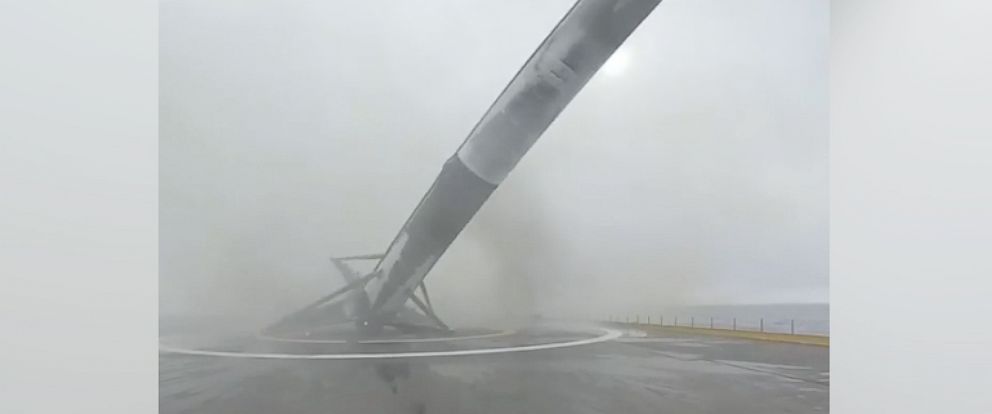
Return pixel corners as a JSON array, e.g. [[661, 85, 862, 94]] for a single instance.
[[268, 0, 661, 334]]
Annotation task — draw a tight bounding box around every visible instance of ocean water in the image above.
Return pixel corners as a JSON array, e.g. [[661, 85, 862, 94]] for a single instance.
[[610, 303, 829, 336]]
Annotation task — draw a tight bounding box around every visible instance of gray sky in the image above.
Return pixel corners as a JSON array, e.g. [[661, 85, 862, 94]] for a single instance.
[[160, 0, 828, 324]]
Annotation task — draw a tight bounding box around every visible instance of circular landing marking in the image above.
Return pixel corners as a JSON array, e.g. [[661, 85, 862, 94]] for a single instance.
[[256, 329, 515, 344], [160, 328, 622, 360], [621, 329, 648, 338]]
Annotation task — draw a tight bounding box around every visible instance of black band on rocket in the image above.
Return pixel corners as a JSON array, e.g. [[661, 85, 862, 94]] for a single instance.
[[369, 155, 497, 314]]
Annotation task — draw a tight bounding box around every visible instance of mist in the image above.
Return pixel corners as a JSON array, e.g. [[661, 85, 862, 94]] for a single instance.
[[160, 0, 828, 327]]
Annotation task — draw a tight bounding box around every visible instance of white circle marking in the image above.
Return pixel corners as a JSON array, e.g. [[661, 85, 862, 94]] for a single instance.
[[256, 330, 515, 344], [160, 328, 621, 360]]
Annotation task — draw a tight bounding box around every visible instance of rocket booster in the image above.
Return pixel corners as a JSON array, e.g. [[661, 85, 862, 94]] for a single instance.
[[364, 0, 662, 321]]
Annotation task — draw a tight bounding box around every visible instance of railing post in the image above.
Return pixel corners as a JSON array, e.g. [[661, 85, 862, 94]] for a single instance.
[[674, 316, 678, 327], [647, 315, 651, 324], [660, 315, 664, 326], [760, 318, 764, 332], [791, 319, 795, 335], [691, 316, 694, 328], [710, 317, 714, 329], [733, 317, 737, 331]]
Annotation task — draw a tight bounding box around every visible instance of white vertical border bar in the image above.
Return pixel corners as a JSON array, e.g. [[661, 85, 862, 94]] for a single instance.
[[0, 1, 158, 413], [832, 0, 992, 412]]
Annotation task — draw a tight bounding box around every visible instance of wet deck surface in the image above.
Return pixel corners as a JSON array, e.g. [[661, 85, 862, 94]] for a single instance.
[[160, 327, 828, 413]]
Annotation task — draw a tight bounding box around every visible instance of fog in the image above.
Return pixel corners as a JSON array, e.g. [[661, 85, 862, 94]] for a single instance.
[[160, 0, 828, 327]]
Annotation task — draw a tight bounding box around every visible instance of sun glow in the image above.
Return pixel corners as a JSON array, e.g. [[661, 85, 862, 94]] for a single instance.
[[600, 47, 632, 77]]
